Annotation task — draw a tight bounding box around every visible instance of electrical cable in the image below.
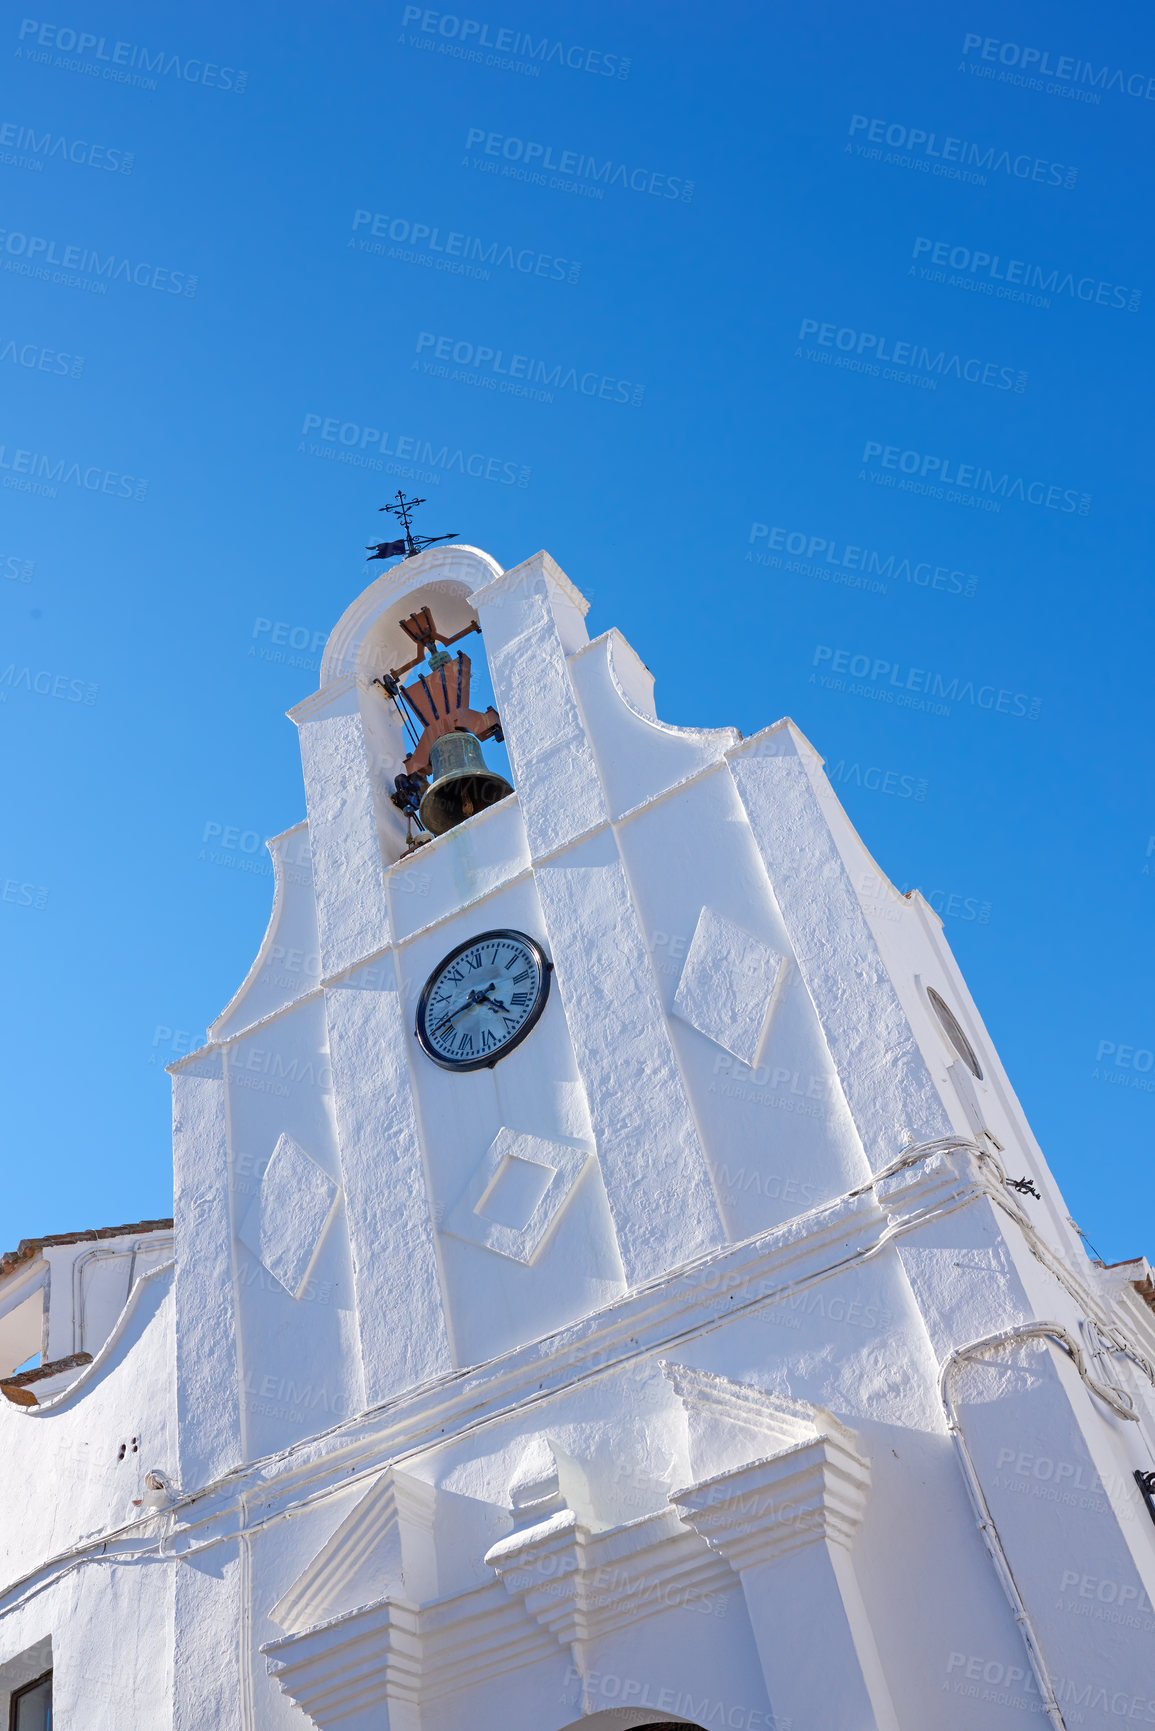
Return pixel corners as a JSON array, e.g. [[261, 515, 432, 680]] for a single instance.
[[938, 1322, 1139, 1731], [5, 1138, 1154, 1707]]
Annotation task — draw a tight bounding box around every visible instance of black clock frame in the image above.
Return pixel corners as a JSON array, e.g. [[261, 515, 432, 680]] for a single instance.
[[414, 928, 553, 1072]]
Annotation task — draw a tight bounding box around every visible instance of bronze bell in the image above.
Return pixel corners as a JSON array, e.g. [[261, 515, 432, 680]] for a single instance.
[[418, 731, 513, 836]]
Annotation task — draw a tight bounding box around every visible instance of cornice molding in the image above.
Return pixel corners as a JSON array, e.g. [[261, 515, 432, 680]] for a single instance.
[[286, 672, 357, 726], [180, 1150, 992, 1530], [672, 1434, 872, 1571], [486, 1505, 730, 1647], [263, 1593, 422, 1722], [263, 1363, 845, 1723], [11, 1146, 1102, 1627], [263, 1575, 559, 1721], [266, 1500, 733, 1720]]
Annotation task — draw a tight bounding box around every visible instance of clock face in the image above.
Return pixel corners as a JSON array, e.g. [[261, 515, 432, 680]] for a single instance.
[[415, 929, 552, 1072]]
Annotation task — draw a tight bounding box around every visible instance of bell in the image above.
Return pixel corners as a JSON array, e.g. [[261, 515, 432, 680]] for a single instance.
[[418, 731, 513, 836]]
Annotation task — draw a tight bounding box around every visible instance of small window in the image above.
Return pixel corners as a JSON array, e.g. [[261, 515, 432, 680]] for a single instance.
[[9, 1672, 51, 1731], [926, 987, 983, 1080]]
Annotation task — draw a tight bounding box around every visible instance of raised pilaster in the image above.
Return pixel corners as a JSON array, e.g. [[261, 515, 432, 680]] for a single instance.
[[290, 678, 392, 978], [472, 552, 726, 1281]]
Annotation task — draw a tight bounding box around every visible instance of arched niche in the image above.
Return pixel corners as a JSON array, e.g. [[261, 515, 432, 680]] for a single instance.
[[556, 1711, 707, 1731], [320, 544, 503, 687], [315, 546, 505, 864]]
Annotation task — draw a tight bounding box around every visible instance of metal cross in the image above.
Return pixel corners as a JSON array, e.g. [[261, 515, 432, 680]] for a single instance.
[[366, 492, 458, 561]]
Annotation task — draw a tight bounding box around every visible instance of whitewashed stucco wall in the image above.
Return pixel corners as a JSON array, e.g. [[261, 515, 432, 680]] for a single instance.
[[3, 544, 1154, 1731]]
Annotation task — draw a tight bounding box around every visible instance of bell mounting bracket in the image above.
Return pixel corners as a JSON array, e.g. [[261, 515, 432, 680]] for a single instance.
[[389, 606, 482, 678], [371, 605, 502, 778]]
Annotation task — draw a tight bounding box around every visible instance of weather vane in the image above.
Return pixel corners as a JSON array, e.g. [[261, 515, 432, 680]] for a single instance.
[[366, 492, 458, 562]]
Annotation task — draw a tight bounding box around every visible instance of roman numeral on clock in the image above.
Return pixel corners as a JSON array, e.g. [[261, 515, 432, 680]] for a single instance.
[[416, 930, 550, 1071]]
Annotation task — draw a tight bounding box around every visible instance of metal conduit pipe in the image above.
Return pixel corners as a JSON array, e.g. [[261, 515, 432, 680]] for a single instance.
[[70, 1236, 174, 1356], [938, 1322, 1139, 1731], [6, 1145, 1155, 1728]]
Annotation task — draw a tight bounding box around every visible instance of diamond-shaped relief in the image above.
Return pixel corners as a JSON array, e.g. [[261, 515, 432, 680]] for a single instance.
[[442, 1127, 594, 1265], [237, 1132, 340, 1298], [672, 905, 785, 1066]]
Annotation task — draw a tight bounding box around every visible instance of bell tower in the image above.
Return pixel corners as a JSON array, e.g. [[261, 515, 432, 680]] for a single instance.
[[162, 539, 1155, 1731], [172, 542, 709, 1480]]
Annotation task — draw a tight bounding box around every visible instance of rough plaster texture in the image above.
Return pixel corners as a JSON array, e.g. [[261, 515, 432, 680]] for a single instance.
[[2, 543, 1153, 1731], [443, 1128, 594, 1265], [672, 905, 784, 1067], [238, 1132, 340, 1299], [292, 680, 393, 977], [171, 1053, 242, 1486], [729, 732, 954, 1169], [325, 965, 452, 1403], [535, 832, 725, 1282]]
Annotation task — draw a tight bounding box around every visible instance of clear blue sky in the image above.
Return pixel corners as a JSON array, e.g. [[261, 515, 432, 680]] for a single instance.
[[1, 0, 1152, 1266]]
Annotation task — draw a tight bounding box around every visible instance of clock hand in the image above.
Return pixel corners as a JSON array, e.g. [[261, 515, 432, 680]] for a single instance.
[[468, 981, 512, 1014], [433, 984, 497, 1032]]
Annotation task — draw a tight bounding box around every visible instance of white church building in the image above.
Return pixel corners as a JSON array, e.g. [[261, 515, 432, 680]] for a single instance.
[[2, 542, 1155, 1730]]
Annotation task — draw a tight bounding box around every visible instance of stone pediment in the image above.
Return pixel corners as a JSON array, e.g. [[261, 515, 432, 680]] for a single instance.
[[270, 1466, 437, 1635], [260, 1367, 880, 1730], [659, 1360, 857, 1480]]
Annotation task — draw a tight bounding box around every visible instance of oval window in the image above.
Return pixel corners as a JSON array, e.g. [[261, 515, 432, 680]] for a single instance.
[[926, 987, 983, 1080]]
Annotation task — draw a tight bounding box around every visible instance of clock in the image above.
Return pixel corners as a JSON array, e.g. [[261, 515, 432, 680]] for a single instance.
[[415, 929, 552, 1071]]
